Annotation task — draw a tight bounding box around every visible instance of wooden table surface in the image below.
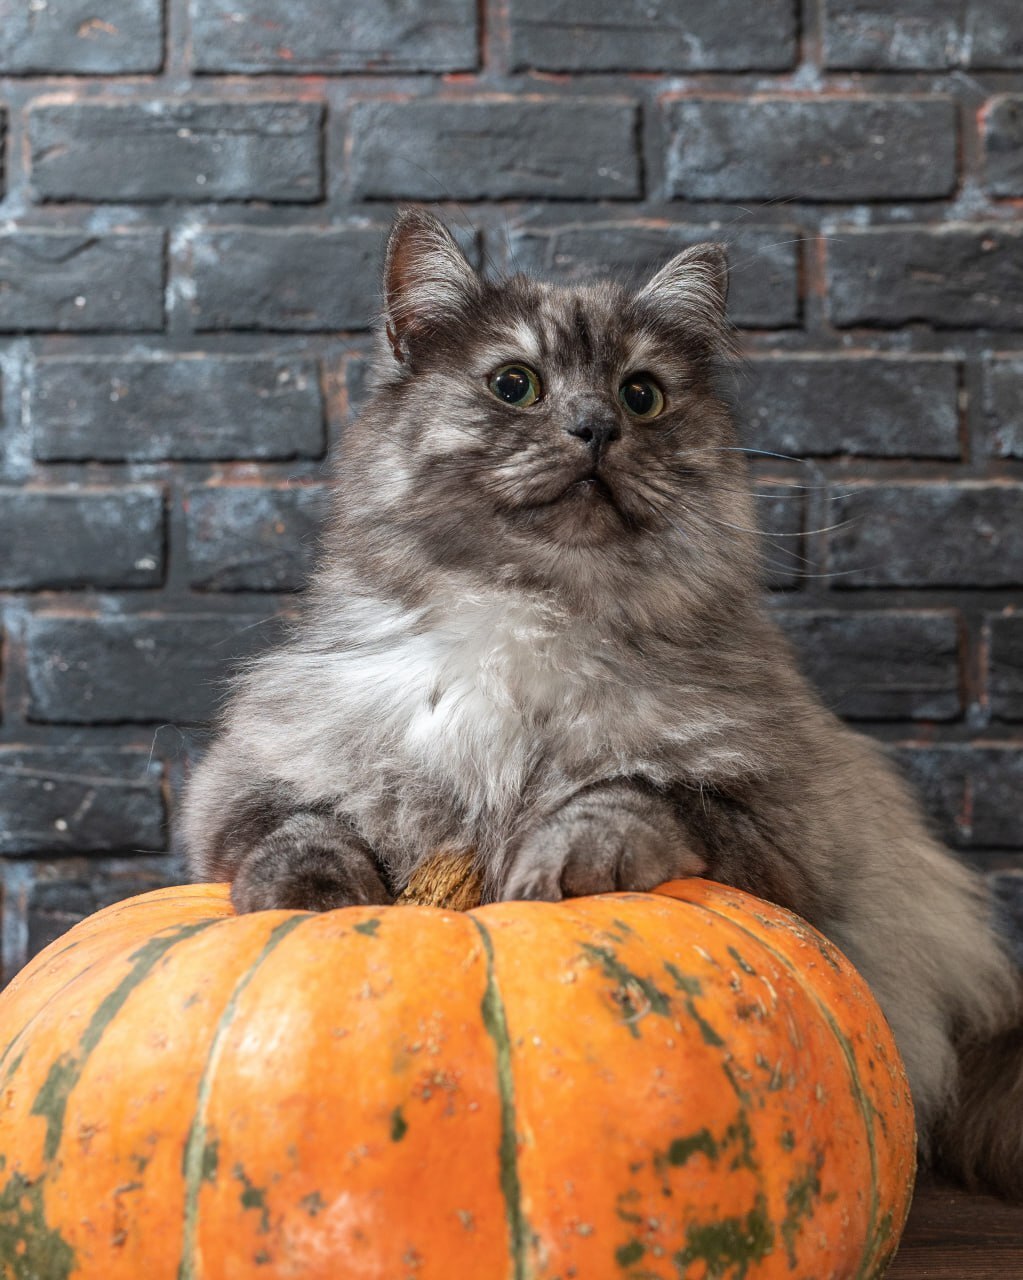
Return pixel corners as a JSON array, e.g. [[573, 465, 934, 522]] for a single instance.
[[887, 1174, 1023, 1278]]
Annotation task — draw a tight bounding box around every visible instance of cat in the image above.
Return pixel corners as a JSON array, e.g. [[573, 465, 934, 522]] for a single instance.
[[184, 206, 1023, 1199]]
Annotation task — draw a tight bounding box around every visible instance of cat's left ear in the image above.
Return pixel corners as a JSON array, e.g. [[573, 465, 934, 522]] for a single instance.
[[383, 207, 479, 365], [637, 242, 729, 342]]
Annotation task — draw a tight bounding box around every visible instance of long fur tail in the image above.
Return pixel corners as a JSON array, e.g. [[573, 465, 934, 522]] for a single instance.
[[935, 1019, 1023, 1200]]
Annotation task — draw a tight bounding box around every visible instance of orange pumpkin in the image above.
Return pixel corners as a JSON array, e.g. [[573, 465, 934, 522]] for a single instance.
[[0, 877, 915, 1279]]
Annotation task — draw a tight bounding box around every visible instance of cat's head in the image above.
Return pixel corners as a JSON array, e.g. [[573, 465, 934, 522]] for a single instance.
[[336, 208, 759, 622]]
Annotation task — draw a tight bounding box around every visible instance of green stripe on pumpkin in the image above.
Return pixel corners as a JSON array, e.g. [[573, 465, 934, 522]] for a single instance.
[[30, 919, 219, 1163], [0, 1169, 76, 1279], [177, 915, 308, 1280], [692, 901, 905, 1280], [472, 918, 531, 1280]]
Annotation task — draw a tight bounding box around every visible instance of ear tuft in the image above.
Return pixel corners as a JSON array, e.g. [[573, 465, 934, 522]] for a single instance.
[[637, 242, 730, 349], [383, 208, 478, 364]]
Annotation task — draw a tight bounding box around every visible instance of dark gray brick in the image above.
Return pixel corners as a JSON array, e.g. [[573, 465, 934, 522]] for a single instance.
[[0, 750, 165, 856], [985, 358, 1023, 460], [185, 484, 326, 590], [989, 615, 1023, 720], [506, 223, 799, 328], [757, 484, 804, 589], [189, 227, 386, 331], [896, 746, 1023, 848], [739, 357, 960, 458], [831, 227, 1023, 330], [29, 101, 323, 203], [349, 100, 641, 201], [666, 98, 956, 201], [509, 0, 796, 71], [32, 356, 324, 462], [6, 856, 182, 977], [26, 613, 280, 724], [829, 226, 1023, 330], [192, 0, 478, 73], [828, 484, 1023, 588], [0, 487, 163, 589], [984, 97, 1023, 197], [778, 610, 961, 719], [991, 872, 1023, 966], [0, 230, 164, 333], [824, 0, 1023, 69], [345, 354, 372, 418], [0, 0, 163, 73]]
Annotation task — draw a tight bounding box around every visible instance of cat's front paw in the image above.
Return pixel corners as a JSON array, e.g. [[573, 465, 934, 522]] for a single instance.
[[500, 793, 705, 902], [231, 830, 392, 913]]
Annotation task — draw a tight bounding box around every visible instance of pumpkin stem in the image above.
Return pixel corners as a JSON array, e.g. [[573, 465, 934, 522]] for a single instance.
[[398, 848, 484, 910]]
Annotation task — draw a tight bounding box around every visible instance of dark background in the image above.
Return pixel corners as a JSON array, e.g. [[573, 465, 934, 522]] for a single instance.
[[1, 0, 1022, 982]]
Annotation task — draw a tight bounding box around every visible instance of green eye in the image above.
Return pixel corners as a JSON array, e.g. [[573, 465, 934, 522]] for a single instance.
[[488, 364, 542, 407], [618, 375, 665, 419]]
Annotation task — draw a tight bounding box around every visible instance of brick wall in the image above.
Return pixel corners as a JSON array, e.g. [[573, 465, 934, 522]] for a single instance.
[[1, 0, 1022, 981]]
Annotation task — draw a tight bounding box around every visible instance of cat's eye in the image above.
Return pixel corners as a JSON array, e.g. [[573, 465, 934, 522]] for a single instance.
[[488, 364, 542, 407], [618, 375, 665, 419]]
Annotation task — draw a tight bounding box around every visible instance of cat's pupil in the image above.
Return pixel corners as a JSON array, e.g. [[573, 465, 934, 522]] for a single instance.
[[621, 380, 654, 415], [494, 367, 532, 403]]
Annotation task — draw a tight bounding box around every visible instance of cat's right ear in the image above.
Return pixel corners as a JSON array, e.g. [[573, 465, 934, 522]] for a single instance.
[[383, 208, 479, 365]]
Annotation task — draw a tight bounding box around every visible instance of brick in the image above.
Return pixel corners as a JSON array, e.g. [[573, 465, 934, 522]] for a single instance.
[[506, 224, 799, 328], [739, 357, 960, 458], [757, 484, 804, 589], [827, 484, 1023, 588], [991, 872, 1023, 967], [0, 749, 165, 856], [829, 226, 1023, 330], [0, 487, 163, 589], [509, 0, 796, 71], [985, 358, 1023, 459], [185, 485, 326, 591], [0, 230, 164, 333], [824, 0, 1023, 69], [189, 227, 386, 331], [666, 97, 956, 201], [0, 0, 163, 73], [191, 0, 477, 73], [345, 354, 372, 418], [777, 610, 961, 719], [896, 746, 1023, 848], [31, 356, 324, 462], [29, 100, 323, 204], [989, 616, 1023, 720], [25, 613, 281, 724], [984, 97, 1023, 197], [349, 100, 641, 201], [3, 856, 182, 979]]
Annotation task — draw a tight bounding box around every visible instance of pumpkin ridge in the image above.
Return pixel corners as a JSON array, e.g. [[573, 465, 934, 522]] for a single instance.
[[688, 899, 900, 1280], [29, 919, 219, 1164], [0, 948, 112, 1090], [177, 915, 309, 1280], [471, 917, 530, 1280]]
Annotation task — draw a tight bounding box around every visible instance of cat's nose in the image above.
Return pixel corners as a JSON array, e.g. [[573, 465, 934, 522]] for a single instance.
[[565, 416, 621, 458]]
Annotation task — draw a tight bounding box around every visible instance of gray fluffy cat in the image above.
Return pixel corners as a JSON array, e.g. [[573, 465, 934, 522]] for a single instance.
[[185, 208, 1023, 1199]]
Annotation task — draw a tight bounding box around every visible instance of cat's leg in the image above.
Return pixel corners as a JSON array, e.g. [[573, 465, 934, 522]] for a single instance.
[[230, 811, 392, 913], [497, 780, 705, 901]]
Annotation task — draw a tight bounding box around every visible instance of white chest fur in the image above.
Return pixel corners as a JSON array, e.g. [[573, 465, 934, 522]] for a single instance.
[[254, 589, 738, 854]]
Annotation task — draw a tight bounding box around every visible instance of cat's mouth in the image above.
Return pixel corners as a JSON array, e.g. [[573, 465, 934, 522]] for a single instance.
[[525, 470, 619, 511], [564, 475, 615, 503]]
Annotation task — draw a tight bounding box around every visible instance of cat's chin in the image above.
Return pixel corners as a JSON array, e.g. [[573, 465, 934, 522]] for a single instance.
[[508, 474, 637, 547]]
